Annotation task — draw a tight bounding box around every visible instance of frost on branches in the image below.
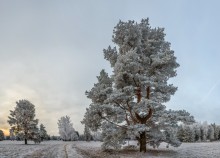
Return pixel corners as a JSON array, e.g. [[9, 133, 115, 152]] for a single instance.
[[82, 19, 195, 152], [58, 116, 78, 141], [8, 100, 39, 144]]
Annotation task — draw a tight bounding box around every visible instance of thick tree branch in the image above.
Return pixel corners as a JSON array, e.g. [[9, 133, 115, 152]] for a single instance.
[[126, 101, 139, 124], [125, 113, 130, 125], [97, 112, 128, 129], [135, 86, 153, 124], [135, 108, 153, 124]]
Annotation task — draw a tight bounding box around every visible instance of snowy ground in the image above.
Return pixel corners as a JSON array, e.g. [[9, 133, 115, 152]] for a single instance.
[[1, 140, 220, 158], [0, 140, 82, 158], [75, 141, 220, 158]]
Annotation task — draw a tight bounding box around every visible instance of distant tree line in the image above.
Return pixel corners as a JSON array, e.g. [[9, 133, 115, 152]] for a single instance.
[[177, 122, 220, 142]]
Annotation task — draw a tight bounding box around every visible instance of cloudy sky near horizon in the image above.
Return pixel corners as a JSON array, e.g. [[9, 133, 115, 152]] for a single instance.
[[0, 0, 220, 135]]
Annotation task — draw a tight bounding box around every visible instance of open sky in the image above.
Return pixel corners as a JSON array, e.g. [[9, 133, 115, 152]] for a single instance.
[[0, 0, 220, 135]]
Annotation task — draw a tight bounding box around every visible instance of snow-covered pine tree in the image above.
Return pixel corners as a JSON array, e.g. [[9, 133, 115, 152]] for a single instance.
[[8, 99, 39, 144], [82, 19, 194, 152], [0, 130, 4, 141], [177, 125, 195, 142], [193, 123, 201, 142], [32, 129, 41, 144], [183, 125, 195, 142], [201, 121, 208, 141], [39, 124, 48, 141], [58, 116, 78, 141], [211, 123, 220, 141], [176, 125, 185, 142], [208, 125, 215, 141], [215, 125, 220, 140], [84, 125, 92, 141]]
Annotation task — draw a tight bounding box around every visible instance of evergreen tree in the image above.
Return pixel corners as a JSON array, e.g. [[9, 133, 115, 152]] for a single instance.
[[84, 125, 92, 141], [193, 123, 201, 142], [216, 125, 220, 140], [39, 124, 48, 141], [8, 100, 39, 144], [82, 19, 194, 152], [218, 126, 220, 140], [0, 130, 4, 141], [185, 126, 195, 142], [177, 125, 194, 142], [177, 125, 185, 142], [32, 129, 41, 144], [201, 121, 208, 141], [212, 123, 220, 140], [207, 125, 214, 141]]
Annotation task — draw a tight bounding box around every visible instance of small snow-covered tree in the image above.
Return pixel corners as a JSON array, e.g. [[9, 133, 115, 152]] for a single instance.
[[193, 123, 201, 142], [0, 130, 4, 141], [183, 125, 195, 142], [177, 125, 185, 142], [8, 100, 39, 144], [58, 116, 78, 141], [82, 19, 194, 152], [9, 129, 16, 140], [215, 125, 220, 140], [39, 124, 48, 141], [208, 125, 215, 141], [201, 121, 209, 141], [84, 125, 92, 141], [177, 125, 196, 142], [211, 123, 220, 141], [32, 129, 41, 144]]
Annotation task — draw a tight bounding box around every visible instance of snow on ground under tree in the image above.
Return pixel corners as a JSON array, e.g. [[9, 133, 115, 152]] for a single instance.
[[1, 140, 220, 158]]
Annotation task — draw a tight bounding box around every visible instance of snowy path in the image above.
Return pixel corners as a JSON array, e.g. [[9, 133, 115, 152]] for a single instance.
[[0, 141, 83, 158]]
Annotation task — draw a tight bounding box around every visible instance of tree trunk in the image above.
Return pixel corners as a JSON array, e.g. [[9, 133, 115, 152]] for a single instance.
[[135, 86, 150, 152], [25, 138, 27, 145], [139, 132, 146, 152]]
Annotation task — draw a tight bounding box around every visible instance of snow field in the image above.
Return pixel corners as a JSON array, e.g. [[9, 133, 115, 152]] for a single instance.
[[1, 140, 220, 158], [75, 141, 220, 158], [0, 140, 82, 158]]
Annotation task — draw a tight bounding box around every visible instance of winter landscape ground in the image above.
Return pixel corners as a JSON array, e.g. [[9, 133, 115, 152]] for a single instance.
[[1, 140, 220, 158]]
